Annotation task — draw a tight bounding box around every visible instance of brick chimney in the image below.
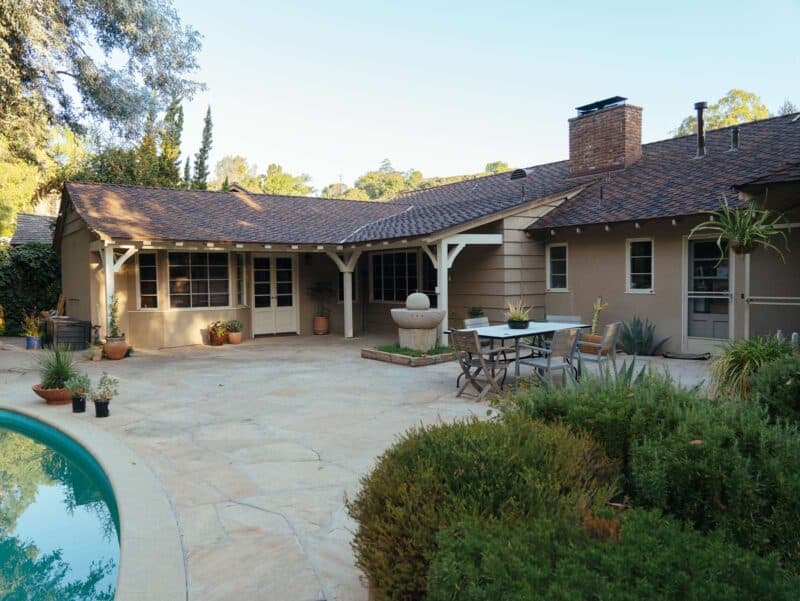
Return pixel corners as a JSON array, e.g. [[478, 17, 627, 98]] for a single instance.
[[569, 97, 642, 177]]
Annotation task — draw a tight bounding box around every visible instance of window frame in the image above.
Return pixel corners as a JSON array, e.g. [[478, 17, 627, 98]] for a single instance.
[[167, 251, 232, 310], [626, 238, 655, 294], [135, 251, 159, 310], [545, 243, 569, 292], [234, 252, 248, 307], [369, 250, 438, 304]]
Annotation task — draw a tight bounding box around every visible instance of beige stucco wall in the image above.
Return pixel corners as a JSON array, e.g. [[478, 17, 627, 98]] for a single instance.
[[59, 205, 98, 323]]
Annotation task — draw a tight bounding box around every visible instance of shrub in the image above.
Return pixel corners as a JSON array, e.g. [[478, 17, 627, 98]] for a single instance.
[[710, 335, 793, 399], [37, 346, 77, 389], [226, 319, 243, 333], [750, 354, 800, 423], [505, 370, 800, 569], [346, 415, 619, 601], [0, 243, 60, 335], [620, 316, 669, 355], [427, 509, 799, 601]]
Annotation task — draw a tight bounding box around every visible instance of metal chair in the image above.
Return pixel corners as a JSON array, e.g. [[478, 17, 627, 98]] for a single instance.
[[451, 329, 514, 402], [516, 328, 580, 383], [575, 322, 621, 374], [539, 315, 582, 349]]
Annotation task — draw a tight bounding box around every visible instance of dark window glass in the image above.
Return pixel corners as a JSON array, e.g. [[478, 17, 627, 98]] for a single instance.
[[548, 246, 568, 289], [169, 252, 230, 308], [629, 240, 653, 290], [138, 253, 158, 309]]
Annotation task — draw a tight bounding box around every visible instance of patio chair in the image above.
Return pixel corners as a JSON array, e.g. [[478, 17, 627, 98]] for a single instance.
[[457, 316, 492, 388], [451, 329, 514, 402], [540, 314, 583, 348], [575, 322, 621, 374], [516, 328, 580, 383]]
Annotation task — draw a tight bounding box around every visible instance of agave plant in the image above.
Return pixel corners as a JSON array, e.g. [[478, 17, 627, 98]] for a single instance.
[[620, 317, 670, 356], [689, 195, 788, 262]]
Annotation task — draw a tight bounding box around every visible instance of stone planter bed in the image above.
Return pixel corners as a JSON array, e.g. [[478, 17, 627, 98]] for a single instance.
[[361, 347, 455, 367]]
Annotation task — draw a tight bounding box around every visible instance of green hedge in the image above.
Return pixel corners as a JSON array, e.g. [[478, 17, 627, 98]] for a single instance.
[[427, 510, 799, 601], [346, 415, 618, 601], [508, 371, 800, 569], [0, 243, 60, 335], [750, 354, 800, 423]]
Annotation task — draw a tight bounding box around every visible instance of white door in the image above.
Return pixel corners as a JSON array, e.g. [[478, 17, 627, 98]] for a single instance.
[[252, 255, 298, 335], [684, 239, 732, 353]]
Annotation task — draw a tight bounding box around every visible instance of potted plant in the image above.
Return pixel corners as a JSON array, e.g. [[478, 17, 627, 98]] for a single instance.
[[103, 296, 128, 360], [579, 296, 609, 355], [226, 319, 244, 344], [689, 196, 788, 260], [467, 307, 484, 318], [90, 372, 118, 418], [32, 345, 78, 405], [506, 300, 530, 329], [21, 311, 42, 350], [307, 281, 335, 335], [208, 321, 227, 346], [65, 373, 91, 413], [90, 324, 103, 361]]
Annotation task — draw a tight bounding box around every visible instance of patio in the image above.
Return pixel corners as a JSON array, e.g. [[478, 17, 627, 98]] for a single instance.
[[0, 335, 709, 600]]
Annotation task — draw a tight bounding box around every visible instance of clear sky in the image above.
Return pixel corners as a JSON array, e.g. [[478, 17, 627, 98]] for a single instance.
[[173, 0, 800, 191]]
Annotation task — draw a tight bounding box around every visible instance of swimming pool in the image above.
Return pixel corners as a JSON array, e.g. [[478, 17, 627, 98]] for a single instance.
[[0, 410, 119, 600]]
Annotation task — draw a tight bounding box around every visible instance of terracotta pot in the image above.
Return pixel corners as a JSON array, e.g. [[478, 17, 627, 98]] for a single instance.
[[579, 333, 608, 355], [32, 384, 73, 405], [227, 331, 243, 344], [313, 315, 330, 335], [104, 336, 128, 360], [209, 331, 225, 346]]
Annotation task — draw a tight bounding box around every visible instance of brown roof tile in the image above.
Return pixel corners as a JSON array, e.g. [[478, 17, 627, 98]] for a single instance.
[[10, 213, 55, 245]]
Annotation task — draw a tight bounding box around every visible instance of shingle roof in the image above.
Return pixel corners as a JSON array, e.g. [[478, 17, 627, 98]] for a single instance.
[[63, 112, 800, 244], [10, 213, 55, 245], [529, 113, 800, 230]]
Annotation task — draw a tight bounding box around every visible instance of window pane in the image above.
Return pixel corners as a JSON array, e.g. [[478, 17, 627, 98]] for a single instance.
[[276, 270, 291, 282], [255, 295, 270, 308], [210, 293, 229, 307], [139, 266, 157, 281], [191, 294, 209, 307], [550, 260, 567, 276], [208, 253, 227, 266], [277, 282, 292, 295], [191, 280, 208, 294], [630, 274, 652, 289], [630, 241, 652, 257], [255, 283, 271, 295], [276, 257, 292, 269], [170, 294, 189, 308], [169, 265, 189, 279], [630, 257, 651, 274], [139, 253, 156, 267], [551, 274, 567, 289], [209, 265, 228, 279], [140, 295, 157, 309], [170, 280, 189, 294], [191, 264, 209, 280], [191, 253, 207, 265], [550, 246, 566, 261], [169, 252, 189, 266], [210, 279, 228, 293], [140, 281, 157, 295], [254, 257, 270, 270], [277, 296, 292, 307]]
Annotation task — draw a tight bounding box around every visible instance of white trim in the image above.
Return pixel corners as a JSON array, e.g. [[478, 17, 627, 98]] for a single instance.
[[337, 270, 359, 303], [442, 233, 503, 246], [134, 251, 159, 311], [545, 243, 569, 292], [625, 237, 655, 294]]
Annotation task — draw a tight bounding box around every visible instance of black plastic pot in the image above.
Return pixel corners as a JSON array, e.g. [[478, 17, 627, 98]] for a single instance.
[[507, 319, 530, 330], [94, 400, 110, 418], [72, 394, 86, 413]]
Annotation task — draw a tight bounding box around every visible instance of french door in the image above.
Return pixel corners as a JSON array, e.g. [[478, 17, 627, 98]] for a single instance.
[[685, 239, 731, 353], [252, 255, 298, 335]]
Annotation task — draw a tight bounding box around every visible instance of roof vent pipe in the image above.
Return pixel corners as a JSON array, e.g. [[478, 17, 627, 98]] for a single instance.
[[730, 126, 739, 151], [694, 101, 707, 157]]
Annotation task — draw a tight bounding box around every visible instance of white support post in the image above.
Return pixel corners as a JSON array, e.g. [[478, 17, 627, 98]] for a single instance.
[[325, 249, 362, 339], [437, 239, 449, 346], [103, 245, 115, 336]]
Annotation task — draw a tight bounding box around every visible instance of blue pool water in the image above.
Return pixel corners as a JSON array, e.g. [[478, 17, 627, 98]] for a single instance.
[[0, 410, 119, 600]]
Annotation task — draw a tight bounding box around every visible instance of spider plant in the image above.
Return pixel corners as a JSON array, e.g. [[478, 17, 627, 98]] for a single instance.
[[689, 195, 788, 262], [709, 335, 793, 399]]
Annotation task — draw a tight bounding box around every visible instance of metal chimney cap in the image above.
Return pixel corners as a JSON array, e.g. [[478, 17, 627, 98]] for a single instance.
[[694, 101, 708, 110]]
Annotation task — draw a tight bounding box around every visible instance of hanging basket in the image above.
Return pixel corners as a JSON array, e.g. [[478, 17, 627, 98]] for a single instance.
[[729, 240, 759, 255]]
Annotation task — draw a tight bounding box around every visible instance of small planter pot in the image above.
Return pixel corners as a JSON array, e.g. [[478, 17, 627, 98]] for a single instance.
[[32, 385, 73, 405], [227, 331, 243, 344], [730, 240, 758, 254], [93, 400, 110, 418], [313, 315, 330, 335], [209, 331, 225, 346], [104, 336, 128, 360], [507, 319, 530, 330], [72, 394, 87, 413], [91, 346, 104, 361], [25, 335, 42, 350]]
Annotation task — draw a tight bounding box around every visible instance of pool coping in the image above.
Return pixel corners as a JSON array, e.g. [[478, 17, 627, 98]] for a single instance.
[[0, 403, 187, 601]]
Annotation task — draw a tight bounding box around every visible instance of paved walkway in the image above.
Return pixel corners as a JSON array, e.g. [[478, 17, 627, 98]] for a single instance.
[[0, 336, 709, 600]]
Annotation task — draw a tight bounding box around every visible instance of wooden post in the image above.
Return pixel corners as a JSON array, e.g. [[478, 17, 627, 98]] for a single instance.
[[343, 270, 354, 338], [103, 245, 115, 336], [437, 239, 449, 346]]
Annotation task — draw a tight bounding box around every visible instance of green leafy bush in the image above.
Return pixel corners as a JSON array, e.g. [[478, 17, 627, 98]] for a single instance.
[[37, 346, 77, 389], [620, 316, 669, 355], [427, 510, 799, 601], [750, 354, 800, 423], [505, 371, 800, 569], [346, 415, 619, 601], [710, 335, 793, 398], [0, 243, 60, 335]]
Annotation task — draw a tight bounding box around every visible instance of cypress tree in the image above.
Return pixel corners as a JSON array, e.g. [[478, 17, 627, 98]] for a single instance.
[[159, 97, 184, 186], [192, 106, 213, 190], [183, 157, 191, 188]]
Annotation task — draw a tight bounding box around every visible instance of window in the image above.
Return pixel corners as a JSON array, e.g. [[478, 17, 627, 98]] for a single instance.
[[421, 253, 438, 308], [371, 251, 418, 302], [546, 244, 568, 291], [137, 252, 158, 309], [338, 271, 358, 302], [235, 253, 246, 306], [168, 252, 229, 308], [627, 239, 654, 292]]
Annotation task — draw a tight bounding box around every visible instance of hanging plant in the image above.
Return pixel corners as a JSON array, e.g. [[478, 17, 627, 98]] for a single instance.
[[689, 196, 788, 261]]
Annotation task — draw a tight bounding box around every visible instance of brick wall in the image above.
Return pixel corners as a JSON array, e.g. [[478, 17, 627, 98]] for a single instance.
[[569, 104, 642, 177]]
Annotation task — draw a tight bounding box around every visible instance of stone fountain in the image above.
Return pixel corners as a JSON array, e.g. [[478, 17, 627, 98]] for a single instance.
[[390, 292, 446, 351]]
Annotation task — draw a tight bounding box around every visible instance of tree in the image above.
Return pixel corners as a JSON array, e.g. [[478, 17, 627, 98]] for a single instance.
[[211, 155, 258, 190], [674, 89, 769, 136], [257, 163, 313, 196], [485, 161, 511, 174], [158, 98, 184, 186], [776, 100, 799, 116], [192, 107, 213, 189], [183, 157, 192, 188], [321, 182, 349, 198], [0, 0, 202, 165]]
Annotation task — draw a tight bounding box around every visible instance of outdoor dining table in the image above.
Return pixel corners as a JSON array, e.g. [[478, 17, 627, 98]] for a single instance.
[[455, 321, 589, 384]]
